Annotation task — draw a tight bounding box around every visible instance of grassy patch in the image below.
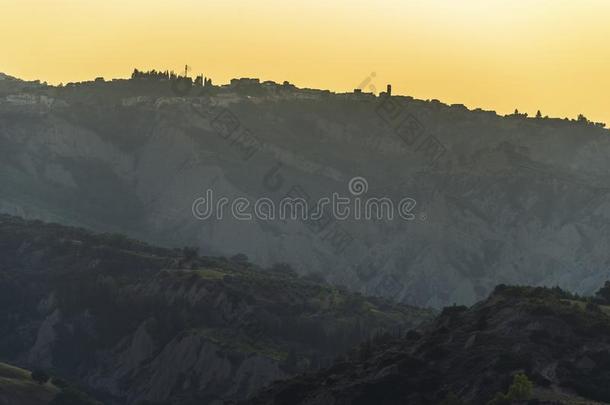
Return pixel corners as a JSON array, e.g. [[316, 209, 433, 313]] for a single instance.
[[193, 268, 228, 280], [562, 299, 610, 316], [0, 363, 59, 405], [194, 328, 287, 361]]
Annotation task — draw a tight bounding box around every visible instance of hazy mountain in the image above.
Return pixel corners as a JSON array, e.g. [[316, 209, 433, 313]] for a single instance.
[[0, 215, 431, 404], [1, 74, 610, 307], [244, 285, 610, 405]]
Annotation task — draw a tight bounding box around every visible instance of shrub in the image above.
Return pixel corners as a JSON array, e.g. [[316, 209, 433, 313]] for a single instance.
[[595, 281, 610, 304], [488, 373, 533, 405], [507, 373, 534, 399], [31, 369, 50, 384], [440, 305, 468, 317], [51, 377, 68, 388]]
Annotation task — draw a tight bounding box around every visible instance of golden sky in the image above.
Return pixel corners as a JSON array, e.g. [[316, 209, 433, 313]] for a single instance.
[[1, 0, 609, 124]]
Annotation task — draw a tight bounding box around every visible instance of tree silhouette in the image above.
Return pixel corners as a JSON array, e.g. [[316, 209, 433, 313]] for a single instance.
[[595, 281, 610, 304], [577, 114, 589, 124], [31, 369, 50, 385]]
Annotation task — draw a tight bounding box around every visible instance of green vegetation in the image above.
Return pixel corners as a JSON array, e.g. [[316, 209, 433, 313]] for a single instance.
[[595, 281, 610, 304], [30, 369, 50, 385], [191, 268, 227, 280], [0, 363, 58, 405], [0, 363, 101, 405], [487, 373, 533, 405]]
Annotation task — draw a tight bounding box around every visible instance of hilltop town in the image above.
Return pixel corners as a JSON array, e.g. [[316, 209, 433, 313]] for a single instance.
[[0, 67, 606, 129]]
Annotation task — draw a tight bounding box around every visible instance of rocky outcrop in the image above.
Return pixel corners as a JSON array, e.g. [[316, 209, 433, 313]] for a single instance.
[[27, 309, 61, 369], [83, 321, 286, 404]]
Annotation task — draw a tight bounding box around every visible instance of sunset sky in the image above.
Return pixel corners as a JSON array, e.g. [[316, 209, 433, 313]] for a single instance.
[[1, 0, 609, 124]]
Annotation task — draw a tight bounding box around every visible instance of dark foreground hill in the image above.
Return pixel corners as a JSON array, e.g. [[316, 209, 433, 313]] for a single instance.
[[0, 215, 431, 404], [244, 286, 610, 405]]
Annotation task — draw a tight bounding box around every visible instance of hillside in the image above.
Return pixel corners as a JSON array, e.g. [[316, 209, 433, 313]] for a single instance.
[[1, 74, 609, 307], [0, 215, 431, 404], [244, 285, 610, 405], [0, 362, 99, 405], [0, 363, 58, 405]]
